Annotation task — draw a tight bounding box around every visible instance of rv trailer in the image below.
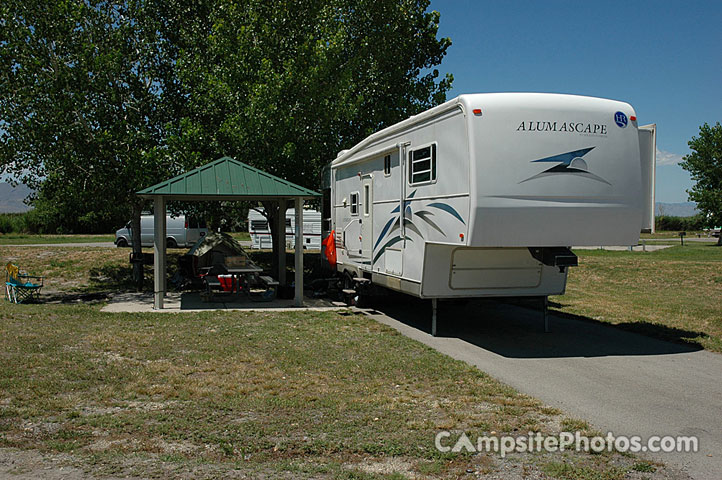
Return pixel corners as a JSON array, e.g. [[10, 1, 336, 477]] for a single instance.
[[327, 93, 656, 334], [248, 208, 322, 250]]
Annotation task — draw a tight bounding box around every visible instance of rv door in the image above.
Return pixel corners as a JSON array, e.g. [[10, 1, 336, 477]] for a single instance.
[[638, 124, 656, 233], [385, 143, 408, 276], [361, 175, 373, 260]]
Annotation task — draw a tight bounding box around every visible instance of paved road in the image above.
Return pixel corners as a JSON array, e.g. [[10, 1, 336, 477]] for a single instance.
[[361, 298, 721, 479], [0, 241, 253, 248], [644, 237, 717, 243], [0, 242, 117, 248]]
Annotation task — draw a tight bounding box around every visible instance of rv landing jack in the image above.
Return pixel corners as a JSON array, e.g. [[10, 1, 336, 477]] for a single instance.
[[542, 296, 550, 333], [431, 298, 438, 336]]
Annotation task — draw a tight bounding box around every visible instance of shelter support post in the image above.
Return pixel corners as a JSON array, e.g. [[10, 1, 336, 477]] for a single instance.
[[294, 198, 304, 307], [277, 200, 286, 286], [543, 296, 550, 333], [153, 196, 166, 309], [431, 298, 438, 336]]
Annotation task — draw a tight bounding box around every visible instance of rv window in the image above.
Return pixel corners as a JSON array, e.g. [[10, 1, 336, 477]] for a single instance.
[[383, 154, 391, 176], [251, 220, 268, 231], [350, 192, 359, 215], [363, 185, 370, 215], [408, 144, 437, 185]]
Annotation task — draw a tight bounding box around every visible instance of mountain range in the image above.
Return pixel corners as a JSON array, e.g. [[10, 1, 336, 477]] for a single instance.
[[0, 183, 33, 213], [655, 202, 699, 217]]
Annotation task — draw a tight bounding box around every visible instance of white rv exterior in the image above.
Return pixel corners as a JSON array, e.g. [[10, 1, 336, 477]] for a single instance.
[[330, 93, 653, 300], [248, 208, 322, 250]]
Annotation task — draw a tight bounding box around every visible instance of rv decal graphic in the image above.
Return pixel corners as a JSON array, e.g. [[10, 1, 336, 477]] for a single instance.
[[614, 111, 628, 128], [372, 190, 465, 264], [519, 147, 611, 185]]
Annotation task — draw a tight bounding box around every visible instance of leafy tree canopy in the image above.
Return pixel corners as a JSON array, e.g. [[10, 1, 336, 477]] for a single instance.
[[0, 0, 452, 239], [680, 122, 722, 243], [169, 0, 453, 187], [0, 0, 184, 229]]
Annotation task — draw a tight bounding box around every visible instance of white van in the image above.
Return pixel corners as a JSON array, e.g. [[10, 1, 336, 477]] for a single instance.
[[115, 214, 208, 248]]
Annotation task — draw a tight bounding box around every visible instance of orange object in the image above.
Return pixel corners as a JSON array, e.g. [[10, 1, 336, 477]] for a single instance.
[[323, 230, 337, 267]]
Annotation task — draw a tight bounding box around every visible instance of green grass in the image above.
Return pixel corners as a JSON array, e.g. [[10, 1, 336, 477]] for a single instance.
[[555, 243, 722, 351], [0, 241, 716, 477], [0, 233, 115, 245], [229, 231, 251, 242], [0, 303, 666, 479]]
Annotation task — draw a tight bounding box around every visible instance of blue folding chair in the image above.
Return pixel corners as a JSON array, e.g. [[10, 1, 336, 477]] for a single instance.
[[5, 263, 44, 303]]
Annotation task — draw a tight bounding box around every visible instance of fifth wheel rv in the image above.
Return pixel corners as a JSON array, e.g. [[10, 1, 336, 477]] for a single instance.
[[326, 93, 656, 334]]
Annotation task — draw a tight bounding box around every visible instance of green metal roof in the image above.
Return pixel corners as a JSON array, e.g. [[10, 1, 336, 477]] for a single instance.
[[137, 157, 319, 199]]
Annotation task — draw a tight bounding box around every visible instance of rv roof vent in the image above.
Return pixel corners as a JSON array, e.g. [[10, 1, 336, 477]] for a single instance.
[[336, 149, 350, 158]]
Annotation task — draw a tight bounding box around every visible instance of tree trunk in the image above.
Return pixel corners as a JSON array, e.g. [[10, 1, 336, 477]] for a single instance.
[[130, 203, 144, 291]]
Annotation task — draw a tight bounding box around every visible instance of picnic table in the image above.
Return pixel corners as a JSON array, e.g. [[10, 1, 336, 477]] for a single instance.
[[225, 265, 264, 294], [202, 262, 278, 301]]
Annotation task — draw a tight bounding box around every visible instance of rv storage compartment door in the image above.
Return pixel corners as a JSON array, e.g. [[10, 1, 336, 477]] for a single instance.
[[385, 248, 402, 276], [450, 248, 541, 289]]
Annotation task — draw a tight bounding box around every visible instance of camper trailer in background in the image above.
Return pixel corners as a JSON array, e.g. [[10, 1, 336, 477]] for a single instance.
[[248, 208, 322, 250], [326, 93, 656, 332]]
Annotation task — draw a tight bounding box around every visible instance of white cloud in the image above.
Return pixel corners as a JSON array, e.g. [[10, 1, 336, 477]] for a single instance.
[[656, 148, 685, 166]]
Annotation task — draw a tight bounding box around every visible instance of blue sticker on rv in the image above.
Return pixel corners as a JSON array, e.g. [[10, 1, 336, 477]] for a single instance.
[[614, 111, 628, 128], [426, 203, 466, 225], [519, 147, 611, 185]]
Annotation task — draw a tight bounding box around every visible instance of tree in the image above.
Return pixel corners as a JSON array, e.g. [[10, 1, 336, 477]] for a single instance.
[[0, 0, 188, 287], [680, 123, 722, 245], [169, 0, 453, 277], [1, 0, 453, 284]]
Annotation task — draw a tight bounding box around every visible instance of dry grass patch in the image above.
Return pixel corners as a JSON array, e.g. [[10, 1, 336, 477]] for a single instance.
[[0, 246, 188, 293], [0, 304, 684, 479]]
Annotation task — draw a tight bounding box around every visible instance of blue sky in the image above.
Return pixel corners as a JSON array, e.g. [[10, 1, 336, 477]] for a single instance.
[[429, 0, 722, 202]]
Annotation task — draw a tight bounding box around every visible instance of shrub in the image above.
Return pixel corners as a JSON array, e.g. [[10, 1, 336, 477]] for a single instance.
[[656, 214, 707, 232], [0, 213, 26, 233]]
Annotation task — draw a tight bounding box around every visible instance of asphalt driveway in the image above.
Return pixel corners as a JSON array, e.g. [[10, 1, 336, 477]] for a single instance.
[[361, 297, 721, 479]]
